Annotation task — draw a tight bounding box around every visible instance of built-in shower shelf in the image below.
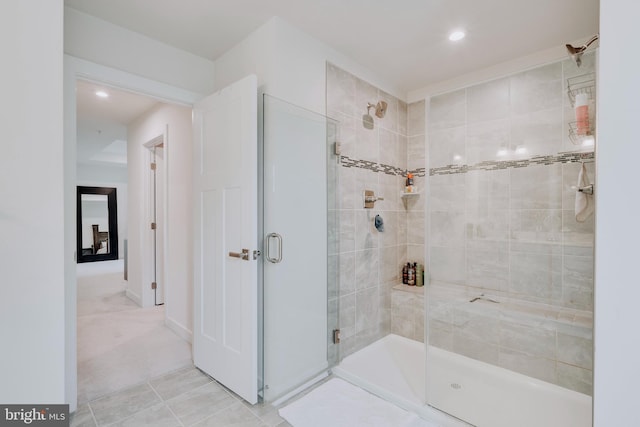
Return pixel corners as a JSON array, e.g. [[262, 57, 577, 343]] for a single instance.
[[400, 191, 420, 198], [567, 73, 595, 107], [401, 191, 420, 210], [393, 283, 425, 294]]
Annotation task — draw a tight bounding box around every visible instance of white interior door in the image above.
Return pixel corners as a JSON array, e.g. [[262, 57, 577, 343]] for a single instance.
[[193, 75, 258, 404]]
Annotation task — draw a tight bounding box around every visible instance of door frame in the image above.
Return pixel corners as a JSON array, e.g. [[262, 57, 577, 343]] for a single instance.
[[64, 55, 203, 412], [143, 133, 168, 307]]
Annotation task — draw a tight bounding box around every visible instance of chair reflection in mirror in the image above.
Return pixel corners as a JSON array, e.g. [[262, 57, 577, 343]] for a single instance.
[[92, 224, 109, 254]]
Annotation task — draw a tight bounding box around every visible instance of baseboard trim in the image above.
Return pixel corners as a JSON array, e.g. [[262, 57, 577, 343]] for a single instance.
[[125, 289, 142, 306], [166, 317, 193, 344]]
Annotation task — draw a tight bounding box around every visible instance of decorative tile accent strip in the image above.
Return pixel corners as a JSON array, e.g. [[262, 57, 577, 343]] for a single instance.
[[429, 151, 595, 176], [340, 155, 424, 177]]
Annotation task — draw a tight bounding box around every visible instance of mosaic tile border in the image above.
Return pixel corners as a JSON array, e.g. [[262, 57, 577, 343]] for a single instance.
[[340, 155, 425, 177], [340, 151, 593, 178], [429, 151, 595, 176]]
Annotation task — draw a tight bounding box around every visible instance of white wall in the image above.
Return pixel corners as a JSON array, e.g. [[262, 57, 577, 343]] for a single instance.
[[593, 0, 640, 424], [127, 103, 193, 339], [64, 7, 215, 94], [407, 44, 576, 102], [0, 0, 65, 404], [214, 17, 404, 114]]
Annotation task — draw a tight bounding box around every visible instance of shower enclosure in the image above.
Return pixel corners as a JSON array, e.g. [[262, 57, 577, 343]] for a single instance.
[[260, 95, 339, 402], [327, 52, 595, 427]]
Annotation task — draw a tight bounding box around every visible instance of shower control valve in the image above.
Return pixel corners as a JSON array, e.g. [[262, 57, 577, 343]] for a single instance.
[[364, 190, 383, 208]]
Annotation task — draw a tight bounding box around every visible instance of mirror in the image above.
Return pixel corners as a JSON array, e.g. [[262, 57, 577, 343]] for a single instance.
[[77, 186, 119, 263]]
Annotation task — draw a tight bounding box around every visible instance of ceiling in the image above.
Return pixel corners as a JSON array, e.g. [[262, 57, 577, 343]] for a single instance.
[[76, 80, 159, 167], [64, 0, 599, 93]]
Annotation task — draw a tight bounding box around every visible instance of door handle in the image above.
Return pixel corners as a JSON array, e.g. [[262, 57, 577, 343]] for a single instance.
[[229, 249, 250, 261], [265, 233, 282, 264]]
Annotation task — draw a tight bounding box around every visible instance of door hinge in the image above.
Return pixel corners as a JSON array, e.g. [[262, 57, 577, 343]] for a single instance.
[[333, 329, 341, 344], [150, 162, 156, 170], [151, 222, 157, 230], [334, 141, 341, 156], [151, 282, 157, 290], [253, 250, 261, 260]]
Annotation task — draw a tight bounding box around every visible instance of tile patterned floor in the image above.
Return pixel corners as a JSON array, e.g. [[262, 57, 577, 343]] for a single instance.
[[70, 365, 293, 427]]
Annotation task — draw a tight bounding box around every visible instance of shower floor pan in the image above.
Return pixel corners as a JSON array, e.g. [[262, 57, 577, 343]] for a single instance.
[[332, 334, 592, 427]]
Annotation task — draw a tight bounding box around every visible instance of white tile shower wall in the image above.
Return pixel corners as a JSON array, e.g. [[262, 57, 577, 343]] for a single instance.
[[327, 63, 426, 357], [426, 54, 595, 395]]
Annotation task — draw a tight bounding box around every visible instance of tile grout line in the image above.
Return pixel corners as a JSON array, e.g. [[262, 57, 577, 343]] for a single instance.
[[86, 402, 99, 427], [93, 385, 164, 427], [213, 379, 274, 426], [148, 380, 186, 427]]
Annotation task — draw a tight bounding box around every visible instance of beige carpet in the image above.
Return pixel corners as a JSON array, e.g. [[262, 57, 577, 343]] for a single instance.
[[77, 260, 192, 404]]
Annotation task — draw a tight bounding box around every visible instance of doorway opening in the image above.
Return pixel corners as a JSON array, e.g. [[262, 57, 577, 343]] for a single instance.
[[75, 79, 192, 403]]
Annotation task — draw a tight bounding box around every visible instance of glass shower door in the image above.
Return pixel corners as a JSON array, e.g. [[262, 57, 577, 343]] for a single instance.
[[261, 95, 339, 402]]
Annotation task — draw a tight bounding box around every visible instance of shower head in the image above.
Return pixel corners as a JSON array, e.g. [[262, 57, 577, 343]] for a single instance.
[[367, 101, 388, 119], [362, 112, 374, 129], [375, 101, 387, 118], [566, 34, 599, 67], [362, 100, 388, 129], [363, 103, 374, 129]]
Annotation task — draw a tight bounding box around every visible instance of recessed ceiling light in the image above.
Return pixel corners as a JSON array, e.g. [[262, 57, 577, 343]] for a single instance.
[[449, 30, 466, 42], [95, 90, 109, 98]]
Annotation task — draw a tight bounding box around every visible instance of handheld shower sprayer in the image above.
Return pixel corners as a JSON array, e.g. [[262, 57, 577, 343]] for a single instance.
[[566, 34, 599, 67]]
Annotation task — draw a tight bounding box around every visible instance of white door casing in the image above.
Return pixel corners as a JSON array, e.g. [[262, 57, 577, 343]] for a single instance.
[[192, 75, 258, 404]]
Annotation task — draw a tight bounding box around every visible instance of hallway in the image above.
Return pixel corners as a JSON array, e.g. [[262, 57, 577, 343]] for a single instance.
[[77, 260, 192, 404]]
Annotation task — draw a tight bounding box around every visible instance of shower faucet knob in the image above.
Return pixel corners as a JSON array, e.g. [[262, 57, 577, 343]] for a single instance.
[[363, 190, 383, 208]]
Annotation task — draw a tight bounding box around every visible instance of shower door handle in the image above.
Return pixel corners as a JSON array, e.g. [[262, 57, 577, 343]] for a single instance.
[[265, 233, 283, 263]]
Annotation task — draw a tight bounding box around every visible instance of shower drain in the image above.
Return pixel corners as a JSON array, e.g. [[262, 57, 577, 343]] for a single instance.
[[450, 383, 462, 390]]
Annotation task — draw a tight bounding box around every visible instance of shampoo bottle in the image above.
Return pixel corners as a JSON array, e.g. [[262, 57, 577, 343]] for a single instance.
[[575, 93, 590, 136], [416, 264, 423, 287], [407, 263, 415, 285], [405, 173, 414, 193]]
